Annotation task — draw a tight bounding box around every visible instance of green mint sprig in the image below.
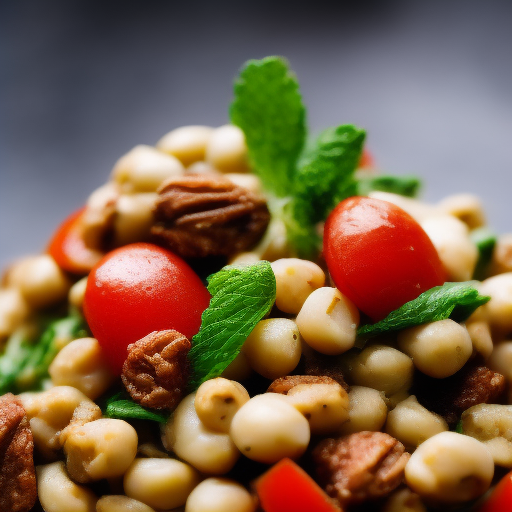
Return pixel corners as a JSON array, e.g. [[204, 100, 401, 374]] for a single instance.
[[188, 261, 276, 389], [104, 392, 169, 423], [287, 125, 366, 258], [356, 175, 421, 198], [471, 227, 496, 280], [230, 57, 306, 198], [357, 282, 490, 339]]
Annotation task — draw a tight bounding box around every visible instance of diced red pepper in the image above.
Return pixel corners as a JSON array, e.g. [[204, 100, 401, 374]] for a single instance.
[[254, 458, 342, 512], [478, 470, 512, 512], [47, 207, 104, 275]]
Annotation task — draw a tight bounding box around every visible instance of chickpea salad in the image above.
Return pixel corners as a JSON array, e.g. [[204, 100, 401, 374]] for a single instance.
[[1, 56, 512, 512]]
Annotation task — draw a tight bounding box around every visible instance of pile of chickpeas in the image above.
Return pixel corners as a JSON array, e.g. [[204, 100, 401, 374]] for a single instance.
[[3, 124, 512, 512]]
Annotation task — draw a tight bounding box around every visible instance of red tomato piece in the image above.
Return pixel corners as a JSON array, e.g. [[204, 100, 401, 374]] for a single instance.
[[254, 458, 342, 512], [83, 242, 210, 374], [323, 196, 445, 321], [358, 148, 375, 169], [47, 207, 104, 275], [478, 471, 512, 512]]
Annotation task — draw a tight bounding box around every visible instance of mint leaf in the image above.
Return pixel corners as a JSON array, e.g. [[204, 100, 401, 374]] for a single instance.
[[105, 397, 168, 424], [287, 125, 365, 258], [357, 175, 421, 198], [357, 282, 490, 339], [471, 227, 496, 280], [230, 57, 306, 197], [189, 261, 276, 388]]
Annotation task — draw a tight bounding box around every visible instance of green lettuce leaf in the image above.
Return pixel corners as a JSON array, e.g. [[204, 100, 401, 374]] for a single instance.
[[357, 282, 490, 339], [188, 261, 276, 388], [471, 227, 496, 280], [230, 56, 306, 197]]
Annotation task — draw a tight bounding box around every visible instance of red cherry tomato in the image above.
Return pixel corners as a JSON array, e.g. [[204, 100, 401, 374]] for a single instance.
[[83, 242, 210, 374], [254, 458, 342, 512], [478, 471, 512, 512], [47, 207, 104, 275], [323, 196, 445, 321], [358, 148, 375, 169]]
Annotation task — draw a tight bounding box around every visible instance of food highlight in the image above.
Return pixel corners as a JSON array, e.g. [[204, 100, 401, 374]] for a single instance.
[[1, 56, 511, 512]]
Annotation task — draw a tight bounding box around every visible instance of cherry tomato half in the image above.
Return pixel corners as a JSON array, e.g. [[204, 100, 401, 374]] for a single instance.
[[47, 207, 104, 275], [478, 470, 512, 512], [323, 196, 445, 321], [83, 242, 211, 374]]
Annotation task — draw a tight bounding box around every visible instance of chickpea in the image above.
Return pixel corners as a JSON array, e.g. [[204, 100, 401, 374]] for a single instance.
[[397, 319, 473, 378], [385, 396, 448, 450], [37, 461, 97, 512], [421, 215, 478, 282], [5, 254, 71, 309], [437, 193, 486, 230], [338, 386, 388, 435], [0, 287, 29, 339], [461, 403, 512, 467], [185, 478, 256, 512], [488, 341, 512, 381], [221, 349, 254, 381], [20, 386, 94, 459], [162, 393, 240, 474], [271, 258, 325, 314], [230, 393, 310, 464], [489, 233, 512, 275], [285, 381, 350, 434], [49, 337, 115, 399], [63, 418, 138, 482], [113, 193, 157, 246], [157, 125, 213, 166], [205, 125, 250, 173], [124, 458, 200, 510], [195, 378, 250, 433], [369, 191, 438, 223], [466, 320, 493, 359], [242, 318, 302, 380], [68, 276, 88, 311], [225, 173, 262, 194], [382, 488, 427, 512], [112, 144, 184, 192], [296, 287, 359, 355], [342, 345, 414, 396], [405, 432, 494, 503], [480, 273, 512, 338], [96, 495, 156, 512]]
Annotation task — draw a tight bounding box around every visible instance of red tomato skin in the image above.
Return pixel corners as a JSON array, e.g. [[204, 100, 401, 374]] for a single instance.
[[358, 148, 375, 169], [324, 197, 445, 321], [478, 471, 512, 512], [255, 458, 342, 512], [47, 207, 103, 275], [83, 243, 210, 374]]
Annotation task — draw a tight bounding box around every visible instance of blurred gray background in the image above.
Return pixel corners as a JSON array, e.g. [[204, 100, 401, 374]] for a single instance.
[[1, 0, 511, 269]]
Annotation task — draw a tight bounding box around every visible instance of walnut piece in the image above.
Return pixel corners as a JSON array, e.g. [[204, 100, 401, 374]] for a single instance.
[[267, 375, 341, 394], [413, 364, 506, 426], [151, 174, 270, 258], [0, 393, 37, 512], [312, 431, 410, 506], [122, 329, 191, 410]]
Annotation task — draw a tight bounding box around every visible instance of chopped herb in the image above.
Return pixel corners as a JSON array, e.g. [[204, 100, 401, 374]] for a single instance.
[[357, 282, 490, 339], [104, 392, 169, 424], [230, 56, 306, 198], [188, 261, 276, 388], [356, 175, 421, 198], [0, 314, 88, 394], [471, 227, 497, 280]]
